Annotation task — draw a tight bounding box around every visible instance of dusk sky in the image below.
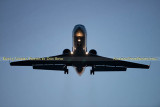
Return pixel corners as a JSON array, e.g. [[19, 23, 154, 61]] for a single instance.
[[0, 0, 160, 107]]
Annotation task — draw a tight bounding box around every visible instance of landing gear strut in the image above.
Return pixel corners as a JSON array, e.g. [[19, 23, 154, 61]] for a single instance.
[[90, 69, 94, 75], [64, 69, 69, 74]]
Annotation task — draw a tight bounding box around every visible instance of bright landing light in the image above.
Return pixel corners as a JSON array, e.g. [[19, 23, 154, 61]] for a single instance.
[[76, 31, 83, 37]]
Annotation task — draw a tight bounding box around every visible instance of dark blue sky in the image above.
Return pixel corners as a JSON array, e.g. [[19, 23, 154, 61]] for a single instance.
[[0, 0, 160, 107]]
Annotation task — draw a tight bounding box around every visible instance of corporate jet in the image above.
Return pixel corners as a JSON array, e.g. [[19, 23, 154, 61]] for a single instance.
[[10, 24, 150, 75]]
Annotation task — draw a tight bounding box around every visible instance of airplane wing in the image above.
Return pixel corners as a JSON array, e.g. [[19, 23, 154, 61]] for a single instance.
[[85, 55, 150, 69], [10, 54, 149, 69], [10, 54, 72, 66]]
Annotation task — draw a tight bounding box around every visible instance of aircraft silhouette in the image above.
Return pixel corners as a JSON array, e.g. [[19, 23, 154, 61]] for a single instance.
[[10, 24, 150, 75]]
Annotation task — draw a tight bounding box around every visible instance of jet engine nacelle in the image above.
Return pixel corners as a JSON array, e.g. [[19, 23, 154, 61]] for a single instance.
[[89, 49, 97, 55], [63, 49, 71, 55]]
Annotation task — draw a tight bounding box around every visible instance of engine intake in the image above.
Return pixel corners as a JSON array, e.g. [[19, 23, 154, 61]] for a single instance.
[[63, 49, 71, 55], [89, 49, 97, 55]]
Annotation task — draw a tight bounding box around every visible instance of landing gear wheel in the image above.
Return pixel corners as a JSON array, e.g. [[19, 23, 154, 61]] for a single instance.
[[90, 69, 94, 75], [64, 69, 69, 74]]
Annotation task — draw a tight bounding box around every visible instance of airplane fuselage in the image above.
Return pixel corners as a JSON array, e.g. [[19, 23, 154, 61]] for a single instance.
[[72, 24, 87, 56], [72, 24, 88, 74]]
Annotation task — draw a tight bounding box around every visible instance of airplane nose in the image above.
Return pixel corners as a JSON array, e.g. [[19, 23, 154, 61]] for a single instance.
[[76, 30, 83, 37]]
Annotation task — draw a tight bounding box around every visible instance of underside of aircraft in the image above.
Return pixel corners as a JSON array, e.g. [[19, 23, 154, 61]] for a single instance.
[[10, 24, 150, 75]]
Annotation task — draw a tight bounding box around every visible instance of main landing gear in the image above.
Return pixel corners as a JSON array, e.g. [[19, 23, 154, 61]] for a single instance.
[[90, 69, 94, 75], [64, 69, 69, 74]]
